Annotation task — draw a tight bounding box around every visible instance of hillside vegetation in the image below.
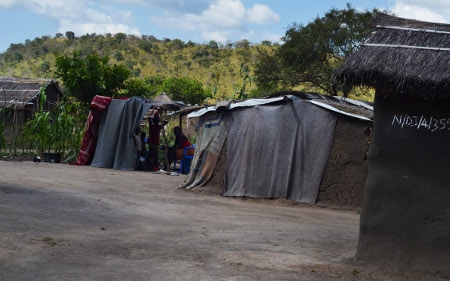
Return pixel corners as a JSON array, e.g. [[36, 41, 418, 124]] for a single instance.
[[0, 33, 278, 101], [0, 4, 380, 103]]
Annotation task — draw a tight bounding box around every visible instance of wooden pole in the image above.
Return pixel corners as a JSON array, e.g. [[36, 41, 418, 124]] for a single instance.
[[160, 110, 171, 174]]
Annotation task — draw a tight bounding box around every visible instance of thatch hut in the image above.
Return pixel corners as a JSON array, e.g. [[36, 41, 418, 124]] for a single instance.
[[152, 92, 173, 103], [0, 77, 63, 149], [0, 77, 63, 111], [334, 13, 450, 277]]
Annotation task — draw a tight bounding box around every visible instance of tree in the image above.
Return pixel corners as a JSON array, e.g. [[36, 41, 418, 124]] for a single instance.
[[138, 40, 153, 53], [103, 64, 132, 97], [113, 50, 124, 61], [186, 40, 196, 47], [235, 39, 252, 64], [144, 75, 165, 97], [235, 39, 250, 48], [162, 77, 209, 105], [114, 33, 127, 43], [54, 51, 131, 103], [121, 78, 152, 98], [253, 47, 284, 95], [260, 40, 273, 46], [208, 40, 219, 49], [276, 4, 378, 95], [7, 43, 24, 52], [65, 31, 75, 40], [169, 38, 185, 50], [39, 61, 51, 74]]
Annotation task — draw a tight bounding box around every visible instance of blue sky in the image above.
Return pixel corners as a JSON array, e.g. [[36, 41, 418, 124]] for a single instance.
[[1, 0, 449, 52]]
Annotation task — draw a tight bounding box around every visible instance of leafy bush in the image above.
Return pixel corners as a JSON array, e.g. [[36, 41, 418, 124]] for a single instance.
[[54, 51, 131, 103], [23, 86, 85, 161], [162, 77, 210, 105]]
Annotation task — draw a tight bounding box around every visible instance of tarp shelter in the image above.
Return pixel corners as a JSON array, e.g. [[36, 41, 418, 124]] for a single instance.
[[90, 97, 153, 170], [334, 13, 450, 277], [181, 93, 372, 207], [76, 95, 182, 170]]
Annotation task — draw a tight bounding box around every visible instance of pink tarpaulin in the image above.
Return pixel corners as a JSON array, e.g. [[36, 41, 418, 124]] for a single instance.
[[75, 95, 112, 165]]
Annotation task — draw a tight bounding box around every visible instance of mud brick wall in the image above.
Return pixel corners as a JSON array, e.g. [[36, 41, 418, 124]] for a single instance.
[[316, 116, 372, 208], [357, 94, 450, 277]]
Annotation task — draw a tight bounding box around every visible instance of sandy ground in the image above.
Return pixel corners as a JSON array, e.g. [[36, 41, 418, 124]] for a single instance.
[[0, 160, 445, 281]]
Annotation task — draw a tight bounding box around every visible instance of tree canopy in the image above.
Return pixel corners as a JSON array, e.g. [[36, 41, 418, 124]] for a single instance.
[[253, 47, 285, 95], [162, 77, 210, 105], [255, 4, 379, 96], [54, 51, 131, 103]]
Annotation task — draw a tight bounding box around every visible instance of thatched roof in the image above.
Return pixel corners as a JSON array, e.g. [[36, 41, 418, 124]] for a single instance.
[[0, 77, 62, 109], [153, 92, 172, 103], [333, 13, 450, 99]]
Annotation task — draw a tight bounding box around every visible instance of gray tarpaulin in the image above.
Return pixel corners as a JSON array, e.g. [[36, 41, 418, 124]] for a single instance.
[[182, 113, 227, 190], [91, 97, 152, 170], [184, 99, 337, 204], [223, 100, 337, 204]]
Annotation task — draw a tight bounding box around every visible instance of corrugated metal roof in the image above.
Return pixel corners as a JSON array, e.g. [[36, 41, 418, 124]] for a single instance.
[[187, 94, 373, 121]]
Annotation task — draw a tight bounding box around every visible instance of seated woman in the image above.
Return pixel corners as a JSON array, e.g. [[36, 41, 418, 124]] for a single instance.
[[167, 126, 191, 170]]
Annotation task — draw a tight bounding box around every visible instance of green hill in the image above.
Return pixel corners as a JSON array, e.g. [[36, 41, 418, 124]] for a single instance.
[[0, 33, 279, 101]]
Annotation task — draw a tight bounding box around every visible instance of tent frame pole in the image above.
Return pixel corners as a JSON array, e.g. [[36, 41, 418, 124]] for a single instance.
[[160, 111, 171, 174]]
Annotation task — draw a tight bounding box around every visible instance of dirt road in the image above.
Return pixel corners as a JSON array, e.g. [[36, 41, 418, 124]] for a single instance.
[[0, 161, 443, 280]]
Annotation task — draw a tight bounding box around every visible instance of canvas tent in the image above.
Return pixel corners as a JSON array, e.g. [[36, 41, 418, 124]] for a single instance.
[[334, 13, 450, 277], [76, 95, 183, 170], [181, 93, 373, 207], [89, 97, 153, 170]]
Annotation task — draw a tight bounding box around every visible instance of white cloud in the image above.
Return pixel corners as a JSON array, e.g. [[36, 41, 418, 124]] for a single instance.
[[247, 4, 279, 24], [59, 20, 141, 36], [0, 0, 18, 8], [149, 1, 244, 40], [258, 32, 282, 44], [201, 30, 231, 44], [391, 0, 450, 23], [150, 0, 279, 43], [83, 8, 113, 23], [9, 0, 142, 37], [202, 0, 247, 28]]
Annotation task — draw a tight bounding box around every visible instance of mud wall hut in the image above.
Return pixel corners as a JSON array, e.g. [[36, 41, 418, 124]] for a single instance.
[[181, 93, 373, 208], [334, 13, 450, 277], [0, 77, 63, 149]]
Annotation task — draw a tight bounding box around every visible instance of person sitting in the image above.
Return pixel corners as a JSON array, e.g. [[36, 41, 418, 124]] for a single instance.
[[167, 126, 191, 170]]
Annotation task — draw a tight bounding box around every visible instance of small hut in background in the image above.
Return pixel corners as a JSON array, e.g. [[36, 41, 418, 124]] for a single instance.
[[0, 77, 63, 151], [334, 13, 450, 277], [144, 92, 198, 140]]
